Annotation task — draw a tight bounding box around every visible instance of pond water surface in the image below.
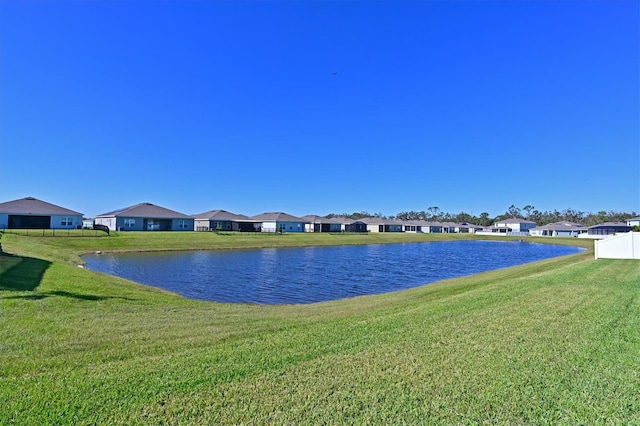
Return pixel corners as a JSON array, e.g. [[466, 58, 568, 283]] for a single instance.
[[83, 241, 584, 304]]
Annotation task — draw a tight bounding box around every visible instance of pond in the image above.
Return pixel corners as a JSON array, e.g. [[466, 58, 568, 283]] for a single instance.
[[83, 240, 584, 304]]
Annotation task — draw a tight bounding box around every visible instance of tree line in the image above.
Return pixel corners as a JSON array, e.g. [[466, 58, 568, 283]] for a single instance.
[[326, 205, 638, 227]]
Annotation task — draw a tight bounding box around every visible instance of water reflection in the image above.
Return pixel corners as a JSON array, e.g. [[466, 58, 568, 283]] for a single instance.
[[83, 241, 584, 305]]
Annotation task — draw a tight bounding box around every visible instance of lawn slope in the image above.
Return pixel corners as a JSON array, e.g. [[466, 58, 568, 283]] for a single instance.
[[1, 232, 638, 424]]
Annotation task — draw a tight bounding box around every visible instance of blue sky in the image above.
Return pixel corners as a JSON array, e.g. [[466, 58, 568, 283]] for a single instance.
[[1, 0, 638, 218]]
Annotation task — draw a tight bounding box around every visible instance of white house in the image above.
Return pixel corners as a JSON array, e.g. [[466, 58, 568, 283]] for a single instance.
[[529, 222, 585, 237], [416, 221, 443, 233], [301, 215, 344, 233], [627, 217, 640, 228], [358, 217, 404, 233], [94, 202, 194, 231], [492, 218, 537, 234]]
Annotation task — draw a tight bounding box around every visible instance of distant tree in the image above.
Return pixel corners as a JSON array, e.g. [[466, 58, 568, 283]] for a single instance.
[[561, 208, 584, 223], [427, 206, 441, 221], [528, 209, 542, 224], [506, 204, 521, 218], [453, 211, 474, 224], [522, 205, 535, 219], [477, 212, 492, 226]]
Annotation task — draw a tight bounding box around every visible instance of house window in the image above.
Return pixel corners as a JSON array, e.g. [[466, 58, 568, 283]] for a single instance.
[[60, 217, 73, 226], [124, 218, 136, 228], [179, 220, 189, 229]]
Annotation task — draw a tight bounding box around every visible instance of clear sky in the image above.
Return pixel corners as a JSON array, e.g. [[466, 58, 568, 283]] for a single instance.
[[1, 0, 638, 219]]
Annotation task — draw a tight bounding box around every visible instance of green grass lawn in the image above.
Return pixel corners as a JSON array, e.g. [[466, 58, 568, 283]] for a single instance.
[[1, 231, 638, 424]]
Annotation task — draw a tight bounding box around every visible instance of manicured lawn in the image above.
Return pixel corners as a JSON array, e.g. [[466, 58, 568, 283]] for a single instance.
[[1, 232, 638, 424]]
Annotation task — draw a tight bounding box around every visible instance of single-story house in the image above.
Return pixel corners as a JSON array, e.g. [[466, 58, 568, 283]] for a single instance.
[[249, 212, 308, 233], [416, 221, 443, 233], [192, 209, 257, 232], [586, 222, 633, 236], [402, 221, 422, 233], [455, 222, 484, 233], [301, 215, 344, 233], [358, 217, 404, 233], [627, 217, 640, 228], [529, 222, 585, 237], [0, 197, 83, 230], [492, 218, 537, 234], [344, 220, 369, 233], [439, 222, 460, 233], [94, 202, 194, 231]]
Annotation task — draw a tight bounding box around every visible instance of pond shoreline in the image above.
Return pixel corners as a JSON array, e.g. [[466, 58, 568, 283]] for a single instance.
[[84, 240, 586, 305]]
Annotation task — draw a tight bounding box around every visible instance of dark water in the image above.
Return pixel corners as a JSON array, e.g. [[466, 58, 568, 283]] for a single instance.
[[83, 241, 584, 305]]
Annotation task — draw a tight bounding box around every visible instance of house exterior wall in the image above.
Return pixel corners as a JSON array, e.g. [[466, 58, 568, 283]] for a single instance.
[[0, 213, 82, 229], [531, 228, 581, 237], [495, 221, 535, 233], [50, 214, 83, 229], [595, 232, 640, 259], [195, 219, 210, 231], [278, 221, 304, 232], [95, 217, 194, 231], [195, 220, 232, 232], [420, 225, 442, 233], [171, 218, 194, 231], [94, 217, 116, 231], [305, 222, 340, 232], [261, 221, 276, 232], [366, 224, 381, 233]]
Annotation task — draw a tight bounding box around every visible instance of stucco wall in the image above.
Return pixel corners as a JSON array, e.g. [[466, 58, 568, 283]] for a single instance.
[[50, 214, 83, 229]]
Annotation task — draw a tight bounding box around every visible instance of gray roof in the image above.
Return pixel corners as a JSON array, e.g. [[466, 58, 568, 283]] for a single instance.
[[358, 217, 404, 225], [439, 221, 460, 228], [249, 212, 307, 222], [301, 215, 346, 224], [96, 202, 191, 219], [531, 222, 584, 231], [0, 197, 82, 216], [413, 220, 443, 227], [191, 209, 249, 221], [457, 223, 484, 229], [588, 222, 632, 229]]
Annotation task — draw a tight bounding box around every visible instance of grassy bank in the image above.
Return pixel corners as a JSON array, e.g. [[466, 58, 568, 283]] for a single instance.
[[1, 232, 638, 424]]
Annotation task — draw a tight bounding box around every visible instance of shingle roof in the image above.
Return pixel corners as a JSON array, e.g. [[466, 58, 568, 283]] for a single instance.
[[191, 209, 249, 221], [96, 202, 191, 219], [358, 217, 404, 225], [531, 222, 583, 231], [588, 222, 632, 229], [0, 197, 82, 216], [301, 215, 346, 224], [249, 212, 307, 222]]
